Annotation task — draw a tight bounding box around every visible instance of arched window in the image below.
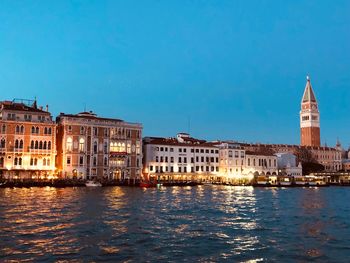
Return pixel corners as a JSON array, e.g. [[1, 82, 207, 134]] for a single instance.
[[121, 143, 125, 152], [20, 125, 24, 133], [1, 124, 6, 133], [43, 141, 47, 149], [30, 158, 33, 166], [31, 126, 35, 134], [117, 142, 121, 152], [79, 138, 85, 152], [104, 157, 108, 166], [14, 157, 18, 165], [15, 125, 20, 133], [44, 127, 47, 134], [48, 128, 52, 134], [35, 141, 38, 149], [36, 127, 39, 134], [31, 140, 34, 149], [93, 156, 97, 166], [19, 140, 23, 149], [15, 139, 19, 148], [19, 158, 22, 166], [48, 141, 51, 150], [47, 159, 50, 166], [34, 158, 38, 166], [66, 137, 73, 151], [39, 141, 43, 149], [43, 158, 46, 166], [0, 157, 4, 167]]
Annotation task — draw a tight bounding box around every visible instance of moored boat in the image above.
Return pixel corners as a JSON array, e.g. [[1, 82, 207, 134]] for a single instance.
[[85, 180, 102, 187], [279, 176, 292, 186]]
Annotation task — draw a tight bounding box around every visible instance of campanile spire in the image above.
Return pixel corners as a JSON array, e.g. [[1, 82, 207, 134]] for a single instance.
[[300, 75, 321, 146]]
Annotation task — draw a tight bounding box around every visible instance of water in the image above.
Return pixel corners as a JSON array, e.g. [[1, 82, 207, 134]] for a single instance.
[[1, 186, 350, 262]]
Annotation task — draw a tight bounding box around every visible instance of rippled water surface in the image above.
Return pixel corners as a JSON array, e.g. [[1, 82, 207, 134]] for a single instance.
[[1, 186, 350, 262]]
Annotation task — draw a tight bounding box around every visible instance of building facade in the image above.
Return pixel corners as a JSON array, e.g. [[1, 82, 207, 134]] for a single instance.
[[143, 133, 221, 182], [56, 111, 142, 181], [218, 142, 278, 183], [275, 152, 302, 176], [0, 99, 56, 179], [300, 76, 321, 147]]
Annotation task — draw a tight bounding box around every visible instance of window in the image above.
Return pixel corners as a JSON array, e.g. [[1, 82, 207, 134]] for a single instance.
[[19, 140, 23, 149], [14, 157, 18, 165], [93, 157, 97, 166], [34, 158, 38, 166], [68, 126, 72, 132], [79, 156, 84, 166], [66, 137, 73, 151], [79, 138, 85, 152], [302, 116, 310, 121], [36, 127, 39, 134], [93, 127, 98, 136], [0, 157, 3, 167], [43, 158, 46, 166], [104, 142, 108, 153], [1, 125, 6, 133], [67, 156, 71, 165], [43, 141, 47, 149], [47, 159, 50, 166], [35, 141, 38, 149], [136, 141, 141, 154], [178, 157, 182, 163], [170, 148, 174, 152], [104, 157, 108, 166], [48, 141, 51, 150], [30, 140, 34, 149], [104, 128, 108, 137], [19, 158, 22, 166], [127, 142, 131, 153], [93, 141, 98, 154], [80, 126, 85, 135]]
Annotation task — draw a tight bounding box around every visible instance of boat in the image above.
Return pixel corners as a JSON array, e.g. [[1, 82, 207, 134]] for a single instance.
[[306, 175, 328, 187], [85, 180, 102, 187], [256, 175, 269, 186], [279, 176, 292, 186], [140, 181, 160, 188], [294, 176, 307, 186]]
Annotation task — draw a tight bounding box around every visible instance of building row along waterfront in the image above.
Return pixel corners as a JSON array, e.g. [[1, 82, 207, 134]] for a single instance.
[[0, 99, 142, 181], [142, 133, 290, 183]]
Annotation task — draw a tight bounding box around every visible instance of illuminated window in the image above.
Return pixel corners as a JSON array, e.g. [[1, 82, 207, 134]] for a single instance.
[[66, 137, 73, 151], [127, 142, 131, 153], [136, 141, 141, 154], [93, 141, 97, 154], [79, 138, 85, 152]]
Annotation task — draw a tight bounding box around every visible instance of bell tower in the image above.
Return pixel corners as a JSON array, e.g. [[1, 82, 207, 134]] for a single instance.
[[300, 75, 320, 147]]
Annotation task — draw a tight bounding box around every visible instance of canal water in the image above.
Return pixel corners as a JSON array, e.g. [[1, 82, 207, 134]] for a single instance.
[[1, 186, 350, 262]]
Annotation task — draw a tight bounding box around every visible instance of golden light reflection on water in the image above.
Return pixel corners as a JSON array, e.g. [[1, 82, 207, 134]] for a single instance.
[[1, 186, 346, 262]]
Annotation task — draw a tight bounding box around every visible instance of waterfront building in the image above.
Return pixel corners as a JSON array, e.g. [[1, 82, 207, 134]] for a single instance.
[[56, 111, 142, 181], [0, 99, 56, 179], [300, 75, 321, 147], [275, 152, 302, 176], [143, 133, 221, 182], [218, 142, 278, 183], [239, 143, 342, 172]]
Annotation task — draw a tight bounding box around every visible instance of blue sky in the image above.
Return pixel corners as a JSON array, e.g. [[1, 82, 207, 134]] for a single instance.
[[0, 1, 349, 146]]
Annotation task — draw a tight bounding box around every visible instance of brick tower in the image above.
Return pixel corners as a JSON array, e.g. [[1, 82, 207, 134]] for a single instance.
[[300, 75, 320, 146]]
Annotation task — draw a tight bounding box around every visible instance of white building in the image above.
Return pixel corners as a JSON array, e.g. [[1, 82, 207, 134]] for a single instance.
[[218, 142, 278, 183], [275, 152, 302, 176], [143, 133, 221, 182]]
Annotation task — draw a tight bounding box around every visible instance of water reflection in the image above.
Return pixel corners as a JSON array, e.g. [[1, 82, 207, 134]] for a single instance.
[[1, 187, 350, 262]]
